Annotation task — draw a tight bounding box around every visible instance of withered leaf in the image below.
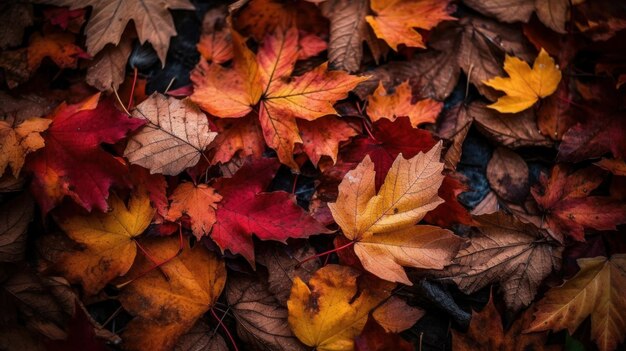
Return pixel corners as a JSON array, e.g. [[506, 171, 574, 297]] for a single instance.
[[486, 147, 529, 203], [0, 194, 34, 262], [436, 212, 562, 311]]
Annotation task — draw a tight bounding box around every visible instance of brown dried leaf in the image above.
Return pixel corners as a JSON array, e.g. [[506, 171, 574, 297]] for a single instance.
[[86, 35, 133, 92], [0, 2, 33, 49], [125, 93, 217, 175], [469, 102, 553, 148], [226, 272, 308, 351], [487, 147, 529, 203], [174, 320, 228, 351], [321, 0, 368, 72], [436, 212, 563, 311]]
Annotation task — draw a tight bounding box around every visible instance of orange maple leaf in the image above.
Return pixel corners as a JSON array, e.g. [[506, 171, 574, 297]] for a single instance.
[[191, 27, 366, 168]]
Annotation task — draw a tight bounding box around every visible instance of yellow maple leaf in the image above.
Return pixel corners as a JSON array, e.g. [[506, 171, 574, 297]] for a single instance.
[[365, 0, 454, 50], [55, 190, 155, 294], [0, 117, 51, 177], [327, 142, 465, 284], [484, 48, 562, 113], [526, 255, 626, 351], [287, 265, 392, 351]]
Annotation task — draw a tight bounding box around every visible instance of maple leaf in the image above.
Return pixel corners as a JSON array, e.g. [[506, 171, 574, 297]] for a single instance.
[[124, 93, 217, 176], [366, 81, 443, 128], [355, 317, 413, 351], [452, 293, 560, 351], [526, 255, 626, 351], [165, 182, 222, 240], [191, 27, 367, 168], [212, 158, 328, 265], [435, 212, 562, 312], [0, 116, 51, 177], [531, 165, 626, 241], [484, 48, 562, 113], [328, 142, 465, 284], [197, 28, 233, 64], [120, 236, 226, 351], [297, 116, 358, 166], [53, 190, 154, 294], [25, 94, 145, 214], [39, 0, 195, 65], [365, 0, 454, 50], [287, 264, 392, 351]]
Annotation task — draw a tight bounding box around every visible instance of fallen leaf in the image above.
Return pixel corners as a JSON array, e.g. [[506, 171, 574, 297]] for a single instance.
[[86, 34, 133, 92], [125, 93, 217, 176], [0, 32, 87, 87], [484, 48, 562, 113], [532, 165, 626, 241], [526, 255, 626, 351], [120, 236, 226, 351], [0, 116, 51, 177], [367, 81, 443, 128], [436, 212, 562, 311], [208, 114, 265, 165], [365, 0, 454, 50], [452, 293, 559, 350], [39, 0, 195, 64], [191, 27, 367, 168], [321, 0, 368, 72], [174, 320, 228, 351], [354, 317, 413, 351], [0, 194, 34, 263], [372, 296, 424, 332], [463, 0, 569, 33], [25, 94, 145, 213], [297, 116, 358, 166], [596, 158, 626, 176], [486, 147, 529, 203], [328, 142, 465, 284], [1, 269, 76, 340], [197, 28, 233, 64], [287, 264, 392, 351], [468, 102, 552, 148], [227, 272, 308, 351], [166, 182, 222, 240], [212, 158, 328, 265], [54, 190, 155, 294], [458, 15, 535, 101]]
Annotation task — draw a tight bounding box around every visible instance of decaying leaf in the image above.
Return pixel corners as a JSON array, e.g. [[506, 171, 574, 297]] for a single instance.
[[39, 0, 195, 64], [527, 255, 626, 351], [0, 116, 51, 178], [486, 147, 529, 203], [120, 236, 227, 351], [452, 293, 560, 351], [53, 190, 154, 294], [125, 93, 217, 176], [436, 212, 562, 311]]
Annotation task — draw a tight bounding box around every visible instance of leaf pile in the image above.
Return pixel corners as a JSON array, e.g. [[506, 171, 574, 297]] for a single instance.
[[1, 0, 626, 351]]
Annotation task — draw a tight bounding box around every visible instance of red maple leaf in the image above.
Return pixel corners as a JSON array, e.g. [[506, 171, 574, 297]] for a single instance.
[[25, 94, 145, 213], [212, 157, 329, 265]]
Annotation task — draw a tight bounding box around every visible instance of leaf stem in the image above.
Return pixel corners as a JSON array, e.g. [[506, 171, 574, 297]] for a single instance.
[[127, 67, 138, 110], [296, 240, 356, 268], [211, 308, 239, 351]]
